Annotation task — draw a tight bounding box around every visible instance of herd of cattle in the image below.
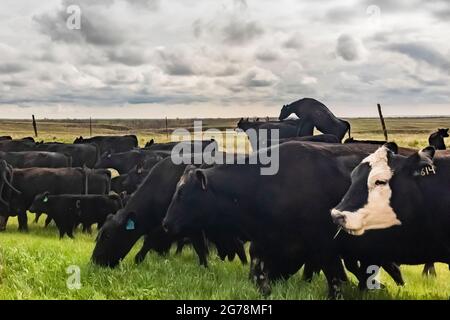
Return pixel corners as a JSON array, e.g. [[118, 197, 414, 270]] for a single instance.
[[0, 98, 449, 299]]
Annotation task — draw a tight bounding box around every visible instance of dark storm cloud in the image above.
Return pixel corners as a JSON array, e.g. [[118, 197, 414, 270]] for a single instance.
[[336, 35, 361, 61], [386, 42, 450, 73]]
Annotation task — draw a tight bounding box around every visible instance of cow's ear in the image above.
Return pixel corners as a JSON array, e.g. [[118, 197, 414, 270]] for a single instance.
[[407, 146, 436, 177], [195, 169, 208, 191], [383, 142, 398, 155]]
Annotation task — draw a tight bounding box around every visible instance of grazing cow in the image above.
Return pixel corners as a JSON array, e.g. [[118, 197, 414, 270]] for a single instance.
[[162, 142, 415, 298], [0, 162, 110, 231], [92, 157, 246, 268], [35, 142, 98, 168], [331, 144, 450, 295], [428, 128, 448, 150], [29, 193, 123, 238], [279, 98, 351, 141], [144, 139, 218, 152], [0, 136, 12, 141], [95, 149, 168, 174], [0, 151, 71, 168], [74, 135, 138, 154]]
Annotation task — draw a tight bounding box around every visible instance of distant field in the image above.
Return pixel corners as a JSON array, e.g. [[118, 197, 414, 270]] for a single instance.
[[0, 117, 449, 300], [0, 117, 449, 149]]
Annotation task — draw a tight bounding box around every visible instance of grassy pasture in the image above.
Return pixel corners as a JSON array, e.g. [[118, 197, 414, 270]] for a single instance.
[[0, 117, 449, 300]]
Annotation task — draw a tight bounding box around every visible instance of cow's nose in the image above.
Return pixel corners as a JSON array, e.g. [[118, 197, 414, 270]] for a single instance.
[[331, 209, 346, 225]]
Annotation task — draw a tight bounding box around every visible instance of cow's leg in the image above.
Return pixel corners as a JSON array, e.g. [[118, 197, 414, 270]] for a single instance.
[[248, 243, 272, 296], [382, 263, 405, 286], [17, 211, 28, 232], [422, 263, 437, 277], [44, 216, 52, 227], [175, 239, 185, 255], [234, 239, 248, 265], [191, 233, 208, 268], [302, 263, 321, 282], [34, 213, 41, 223], [135, 235, 153, 264], [321, 258, 345, 300], [0, 215, 8, 231]]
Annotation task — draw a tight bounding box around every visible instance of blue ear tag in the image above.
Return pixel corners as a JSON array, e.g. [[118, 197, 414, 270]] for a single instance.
[[126, 219, 135, 231]]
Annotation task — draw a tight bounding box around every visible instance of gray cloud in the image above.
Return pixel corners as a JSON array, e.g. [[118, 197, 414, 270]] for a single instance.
[[158, 51, 195, 76], [336, 34, 361, 61], [34, 4, 125, 46], [255, 49, 280, 62], [386, 42, 450, 73], [0, 63, 27, 74], [222, 20, 264, 45]]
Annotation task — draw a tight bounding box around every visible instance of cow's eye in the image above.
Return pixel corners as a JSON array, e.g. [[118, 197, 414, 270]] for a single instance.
[[375, 180, 387, 186]]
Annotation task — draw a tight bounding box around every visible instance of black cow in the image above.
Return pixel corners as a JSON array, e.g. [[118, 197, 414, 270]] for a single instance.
[[95, 149, 168, 174], [0, 151, 71, 168], [0, 136, 12, 141], [236, 118, 312, 150], [331, 145, 450, 296], [279, 134, 340, 144], [144, 139, 218, 152], [92, 157, 246, 268], [344, 138, 387, 145], [0, 163, 110, 231], [162, 142, 415, 298], [428, 128, 448, 150], [279, 98, 351, 141], [29, 193, 123, 238], [74, 135, 138, 154], [35, 142, 98, 168], [0, 139, 35, 152]]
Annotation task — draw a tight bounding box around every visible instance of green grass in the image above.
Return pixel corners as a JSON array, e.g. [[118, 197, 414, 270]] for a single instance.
[[0, 117, 449, 300], [1, 215, 450, 300]]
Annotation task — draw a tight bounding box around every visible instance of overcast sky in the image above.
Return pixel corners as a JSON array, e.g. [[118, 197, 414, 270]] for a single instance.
[[0, 0, 449, 118]]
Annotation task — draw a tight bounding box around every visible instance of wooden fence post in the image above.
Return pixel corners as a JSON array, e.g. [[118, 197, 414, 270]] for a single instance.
[[377, 103, 388, 141], [32, 115, 38, 137]]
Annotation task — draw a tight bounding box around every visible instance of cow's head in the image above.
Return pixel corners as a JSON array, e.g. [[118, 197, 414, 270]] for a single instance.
[[29, 191, 50, 214], [279, 104, 292, 121], [331, 143, 436, 236], [438, 128, 449, 138], [92, 210, 141, 267], [122, 164, 148, 194], [163, 166, 215, 236], [94, 151, 114, 169]]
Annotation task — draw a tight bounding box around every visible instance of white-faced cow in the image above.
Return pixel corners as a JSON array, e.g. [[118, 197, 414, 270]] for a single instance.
[[331, 144, 450, 289]]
